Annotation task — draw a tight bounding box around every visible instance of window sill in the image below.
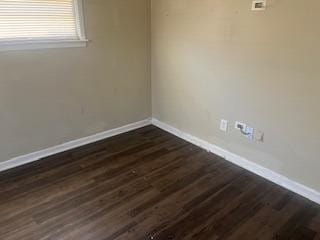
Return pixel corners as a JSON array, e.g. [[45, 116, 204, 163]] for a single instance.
[[0, 39, 88, 52]]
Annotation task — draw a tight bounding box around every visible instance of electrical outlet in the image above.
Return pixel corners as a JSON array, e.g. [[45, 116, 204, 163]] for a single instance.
[[245, 126, 254, 140], [220, 119, 228, 132], [235, 121, 246, 131], [255, 130, 264, 142]]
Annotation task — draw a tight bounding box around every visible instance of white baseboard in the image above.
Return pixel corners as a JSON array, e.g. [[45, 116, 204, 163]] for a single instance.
[[0, 119, 152, 173], [152, 118, 320, 205]]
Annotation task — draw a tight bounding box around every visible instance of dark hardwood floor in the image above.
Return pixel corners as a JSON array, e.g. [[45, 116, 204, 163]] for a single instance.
[[0, 125, 319, 240]]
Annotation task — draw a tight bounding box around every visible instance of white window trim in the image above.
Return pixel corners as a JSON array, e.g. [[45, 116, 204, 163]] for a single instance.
[[0, 0, 88, 52]]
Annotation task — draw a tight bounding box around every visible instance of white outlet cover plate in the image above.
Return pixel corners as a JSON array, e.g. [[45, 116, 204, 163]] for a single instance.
[[255, 130, 264, 142], [246, 126, 254, 140], [220, 120, 228, 132]]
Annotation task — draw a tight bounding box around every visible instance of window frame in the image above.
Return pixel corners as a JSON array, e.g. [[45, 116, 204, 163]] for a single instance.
[[0, 0, 88, 51]]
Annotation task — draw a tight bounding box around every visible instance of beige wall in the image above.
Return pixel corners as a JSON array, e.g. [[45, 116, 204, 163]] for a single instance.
[[152, 0, 320, 191], [1, 0, 319, 193], [0, 0, 151, 162]]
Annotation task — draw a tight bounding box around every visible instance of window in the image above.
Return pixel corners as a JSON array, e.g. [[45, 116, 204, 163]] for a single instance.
[[0, 0, 87, 51]]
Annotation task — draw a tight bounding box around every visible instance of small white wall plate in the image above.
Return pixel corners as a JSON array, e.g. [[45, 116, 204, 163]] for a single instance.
[[252, 0, 266, 11]]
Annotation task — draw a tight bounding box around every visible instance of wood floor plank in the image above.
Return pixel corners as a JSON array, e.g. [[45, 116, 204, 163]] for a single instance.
[[0, 125, 319, 240]]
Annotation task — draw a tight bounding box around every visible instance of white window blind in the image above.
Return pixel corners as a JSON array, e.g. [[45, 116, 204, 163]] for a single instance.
[[0, 0, 86, 50]]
